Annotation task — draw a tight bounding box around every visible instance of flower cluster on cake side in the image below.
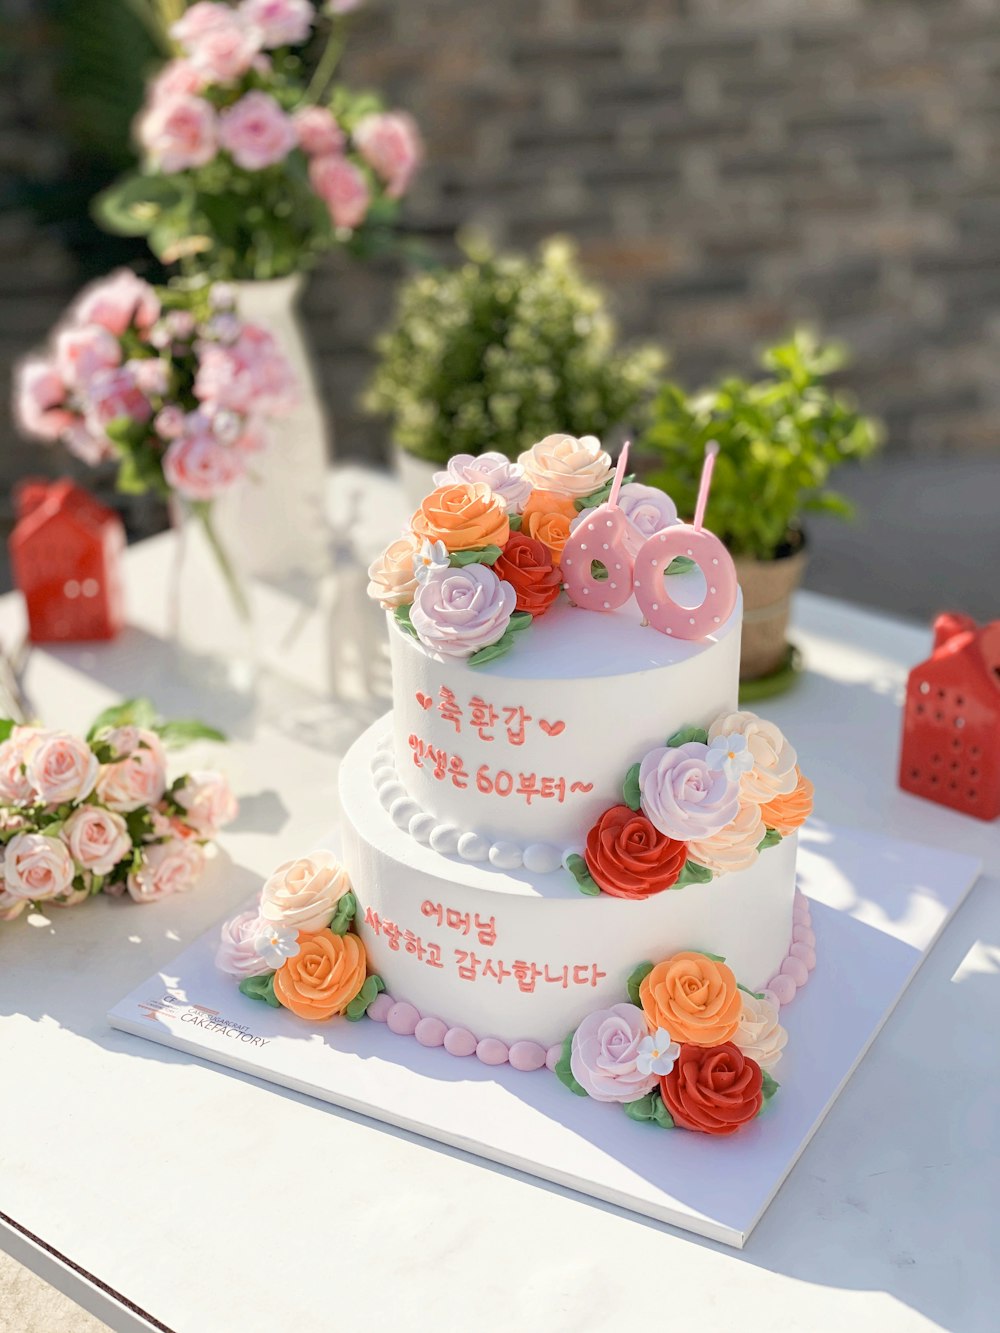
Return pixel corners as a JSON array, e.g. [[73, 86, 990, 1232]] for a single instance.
[[554, 950, 786, 1137], [367, 435, 681, 666], [565, 708, 813, 898]]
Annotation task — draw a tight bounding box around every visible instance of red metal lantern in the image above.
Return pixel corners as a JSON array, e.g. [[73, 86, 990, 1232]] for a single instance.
[[899, 611, 1000, 821], [8, 479, 125, 642]]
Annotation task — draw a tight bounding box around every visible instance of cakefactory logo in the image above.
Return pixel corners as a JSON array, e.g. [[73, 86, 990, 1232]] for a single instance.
[[137, 993, 271, 1047]]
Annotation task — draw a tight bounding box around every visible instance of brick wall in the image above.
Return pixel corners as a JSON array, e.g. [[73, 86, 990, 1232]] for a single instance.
[[4, 0, 1000, 548]]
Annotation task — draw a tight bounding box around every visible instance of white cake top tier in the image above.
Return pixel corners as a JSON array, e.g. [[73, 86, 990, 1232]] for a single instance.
[[390, 591, 743, 858]]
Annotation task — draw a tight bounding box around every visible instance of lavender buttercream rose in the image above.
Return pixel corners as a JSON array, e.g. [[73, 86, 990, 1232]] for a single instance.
[[433, 452, 532, 515], [639, 741, 741, 842], [409, 564, 516, 660], [617, 482, 678, 538], [570, 1003, 660, 1103], [215, 907, 272, 978]]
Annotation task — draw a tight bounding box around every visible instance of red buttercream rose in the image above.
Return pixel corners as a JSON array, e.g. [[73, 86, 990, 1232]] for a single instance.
[[584, 804, 686, 899], [660, 1042, 764, 1136], [492, 531, 563, 618]]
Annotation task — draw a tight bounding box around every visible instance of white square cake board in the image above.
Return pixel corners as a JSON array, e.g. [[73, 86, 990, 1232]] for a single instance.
[[108, 821, 980, 1249]]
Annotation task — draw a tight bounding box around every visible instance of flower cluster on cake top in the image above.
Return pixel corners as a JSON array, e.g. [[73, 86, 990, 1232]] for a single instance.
[[566, 709, 813, 898], [367, 435, 682, 666]]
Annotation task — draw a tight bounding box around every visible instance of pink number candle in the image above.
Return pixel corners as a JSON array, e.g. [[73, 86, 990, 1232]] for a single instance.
[[561, 441, 635, 611], [632, 442, 738, 639]]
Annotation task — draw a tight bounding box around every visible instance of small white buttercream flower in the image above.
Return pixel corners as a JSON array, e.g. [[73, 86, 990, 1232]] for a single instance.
[[705, 732, 755, 783], [253, 923, 300, 970], [414, 538, 450, 584], [635, 1028, 680, 1078]]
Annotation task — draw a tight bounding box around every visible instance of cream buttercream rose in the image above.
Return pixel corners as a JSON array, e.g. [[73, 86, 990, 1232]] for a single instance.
[[708, 710, 798, 803], [685, 798, 765, 876], [433, 451, 532, 514], [366, 533, 421, 609], [732, 992, 787, 1071], [259, 849, 351, 934], [569, 1002, 660, 1103], [409, 563, 516, 659], [517, 433, 612, 499], [638, 741, 741, 842]]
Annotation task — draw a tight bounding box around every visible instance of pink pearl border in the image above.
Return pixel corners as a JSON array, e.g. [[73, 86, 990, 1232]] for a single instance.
[[366, 888, 817, 1074]]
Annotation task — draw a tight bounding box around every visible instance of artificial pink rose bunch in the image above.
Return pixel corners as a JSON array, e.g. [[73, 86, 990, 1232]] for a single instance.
[[13, 271, 295, 505], [0, 701, 236, 923]]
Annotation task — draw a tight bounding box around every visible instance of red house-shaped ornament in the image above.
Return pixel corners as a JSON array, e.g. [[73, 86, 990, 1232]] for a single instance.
[[899, 611, 1000, 821], [8, 479, 125, 642]]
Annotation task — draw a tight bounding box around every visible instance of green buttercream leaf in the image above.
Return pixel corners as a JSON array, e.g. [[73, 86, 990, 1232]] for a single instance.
[[345, 973, 385, 1022], [507, 513, 523, 531], [665, 556, 697, 576], [622, 762, 642, 811], [0, 720, 14, 743], [698, 950, 727, 963], [565, 853, 600, 896], [239, 973, 280, 1008], [467, 628, 516, 667], [573, 473, 636, 511], [509, 611, 533, 632], [623, 1091, 675, 1128], [674, 859, 713, 888], [757, 827, 783, 852], [626, 961, 654, 1007], [666, 725, 709, 748], [393, 604, 419, 638], [651, 1093, 676, 1129], [737, 982, 766, 1000], [449, 545, 503, 568], [554, 1030, 588, 1096], [86, 697, 158, 742], [328, 892, 357, 935], [761, 1070, 780, 1102]]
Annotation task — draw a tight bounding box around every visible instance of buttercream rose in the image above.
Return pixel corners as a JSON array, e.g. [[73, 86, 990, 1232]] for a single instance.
[[584, 805, 686, 899], [174, 771, 238, 837], [25, 730, 99, 805], [432, 452, 532, 514], [0, 728, 36, 804], [95, 730, 167, 812], [272, 928, 367, 1020], [411, 482, 509, 553], [732, 993, 787, 1071], [3, 833, 75, 902], [569, 1003, 659, 1103], [660, 1041, 763, 1135], [127, 838, 205, 902], [639, 742, 741, 842], [639, 951, 742, 1046], [367, 533, 420, 609], [409, 563, 516, 659], [492, 532, 562, 618], [759, 766, 814, 835], [215, 907, 272, 978], [260, 849, 351, 933], [520, 489, 577, 562], [62, 806, 131, 876], [708, 710, 798, 804], [518, 433, 612, 500], [616, 482, 678, 538], [685, 799, 765, 876]]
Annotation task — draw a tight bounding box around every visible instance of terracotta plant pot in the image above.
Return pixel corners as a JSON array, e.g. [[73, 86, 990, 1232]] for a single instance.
[[734, 539, 808, 682]]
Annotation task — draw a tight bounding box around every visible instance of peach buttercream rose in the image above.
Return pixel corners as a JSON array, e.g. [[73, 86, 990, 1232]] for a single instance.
[[260, 850, 351, 934], [518, 433, 612, 500], [411, 482, 509, 553], [709, 710, 797, 803], [520, 489, 577, 561], [639, 951, 742, 1047], [367, 533, 420, 609], [685, 799, 765, 876], [272, 928, 367, 1020], [759, 766, 814, 835], [732, 992, 787, 1072]]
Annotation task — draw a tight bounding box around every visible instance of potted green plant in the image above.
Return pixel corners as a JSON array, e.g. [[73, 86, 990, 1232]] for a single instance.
[[363, 236, 665, 503], [640, 331, 882, 685]]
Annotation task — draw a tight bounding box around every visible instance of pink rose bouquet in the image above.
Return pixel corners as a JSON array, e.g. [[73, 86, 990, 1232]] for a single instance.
[[94, 1, 422, 280], [0, 697, 236, 924]]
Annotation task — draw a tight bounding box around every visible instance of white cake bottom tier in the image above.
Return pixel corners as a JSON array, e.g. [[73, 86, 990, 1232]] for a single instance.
[[340, 716, 798, 1049]]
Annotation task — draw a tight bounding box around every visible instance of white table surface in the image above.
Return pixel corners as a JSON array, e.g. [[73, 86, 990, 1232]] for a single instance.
[[1, 465, 997, 1333]]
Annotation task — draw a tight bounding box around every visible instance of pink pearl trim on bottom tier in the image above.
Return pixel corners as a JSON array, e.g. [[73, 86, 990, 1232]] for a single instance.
[[366, 889, 817, 1072]]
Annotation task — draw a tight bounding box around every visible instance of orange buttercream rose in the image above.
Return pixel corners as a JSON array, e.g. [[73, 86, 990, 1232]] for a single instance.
[[759, 766, 814, 835], [273, 929, 367, 1021], [520, 489, 577, 561], [411, 482, 509, 552], [639, 951, 742, 1047]]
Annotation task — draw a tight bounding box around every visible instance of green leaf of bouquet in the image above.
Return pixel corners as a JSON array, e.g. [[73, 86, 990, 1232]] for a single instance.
[[448, 545, 503, 567], [393, 603, 419, 638], [574, 473, 636, 511], [666, 725, 709, 748], [239, 973, 280, 1008], [328, 891, 357, 936], [622, 762, 641, 810], [565, 852, 600, 896], [153, 720, 227, 748], [345, 972, 385, 1022], [0, 720, 15, 743], [87, 698, 157, 742], [626, 961, 654, 1007], [467, 628, 516, 668], [674, 859, 713, 889], [91, 173, 188, 237], [554, 1030, 588, 1096], [757, 827, 783, 852], [507, 513, 523, 531], [761, 1070, 780, 1102]]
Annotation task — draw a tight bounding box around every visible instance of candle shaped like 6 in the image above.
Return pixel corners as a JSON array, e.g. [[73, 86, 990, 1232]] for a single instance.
[[561, 441, 636, 612]]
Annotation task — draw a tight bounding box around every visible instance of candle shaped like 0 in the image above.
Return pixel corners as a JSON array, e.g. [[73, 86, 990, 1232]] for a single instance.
[[632, 442, 738, 639], [560, 441, 636, 611]]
